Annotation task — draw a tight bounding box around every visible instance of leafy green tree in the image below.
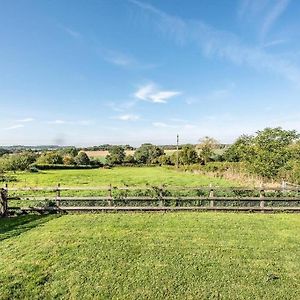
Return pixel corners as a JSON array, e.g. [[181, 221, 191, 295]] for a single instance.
[[224, 127, 299, 179], [37, 152, 64, 165], [0, 152, 37, 171], [134, 144, 164, 164], [249, 127, 299, 178], [74, 152, 91, 165], [158, 154, 173, 166], [176, 145, 199, 165], [124, 154, 135, 164], [59, 147, 78, 157], [197, 136, 218, 164], [223, 135, 254, 162], [106, 146, 125, 165], [63, 155, 76, 165]]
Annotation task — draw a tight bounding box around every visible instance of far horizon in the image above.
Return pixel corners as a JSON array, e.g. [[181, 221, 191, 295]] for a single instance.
[[1, 0, 300, 145]]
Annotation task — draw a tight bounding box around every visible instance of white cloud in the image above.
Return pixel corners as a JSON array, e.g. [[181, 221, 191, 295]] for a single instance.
[[5, 124, 24, 130], [115, 114, 140, 121], [152, 122, 170, 128], [16, 118, 34, 123], [48, 120, 67, 125], [134, 84, 181, 103], [152, 121, 195, 129], [47, 120, 92, 125]]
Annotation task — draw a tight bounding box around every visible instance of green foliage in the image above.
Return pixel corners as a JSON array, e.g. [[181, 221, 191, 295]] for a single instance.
[[74, 152, 90, 166], [106, 146, 126, 165], [124, 154, 135, 164], [63, 155, 76, 166], [158, 154, 173, 166], [58, 147, 79, 157], [224, 127, 299, 179], [32, 164, 97, 170], [0, 152, 37, 171], [177, 144, 199, 165], [223, 135, 254, 162], [134, 144, 164, 164], [197, 136, 218, 164], [37, 152, 64, 165]]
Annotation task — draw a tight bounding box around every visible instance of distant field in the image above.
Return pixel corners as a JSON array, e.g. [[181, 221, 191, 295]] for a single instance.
[[8, 167, 234, 188], [85, 150, 135, 158], [85, 149, 176, 160], [1, 213, 299, 299]]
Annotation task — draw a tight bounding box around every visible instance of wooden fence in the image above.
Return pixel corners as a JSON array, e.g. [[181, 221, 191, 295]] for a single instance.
[[1, 183, 300, 215]]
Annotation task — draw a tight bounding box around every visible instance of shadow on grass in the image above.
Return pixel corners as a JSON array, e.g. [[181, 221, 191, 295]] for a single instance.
[[0, 214, 60, 242]]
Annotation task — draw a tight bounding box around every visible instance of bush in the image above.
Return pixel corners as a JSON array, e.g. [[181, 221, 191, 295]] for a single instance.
[[31, 164, 98, 170]]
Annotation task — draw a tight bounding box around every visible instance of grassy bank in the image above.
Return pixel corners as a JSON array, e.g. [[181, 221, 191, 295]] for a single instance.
[[0, 213, 299, 299]]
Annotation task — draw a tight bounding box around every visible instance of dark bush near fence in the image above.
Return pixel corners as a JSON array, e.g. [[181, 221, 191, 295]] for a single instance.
[[31, 164, 101, 170]]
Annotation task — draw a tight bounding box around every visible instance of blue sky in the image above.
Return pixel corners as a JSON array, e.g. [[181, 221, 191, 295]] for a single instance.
[[1, 0, 300, 146]]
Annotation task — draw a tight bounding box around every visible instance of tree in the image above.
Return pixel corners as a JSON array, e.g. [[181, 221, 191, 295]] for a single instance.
[[63, 155, 76, 165], [74, 152, 91, 165], [59, 147, 78, 157], [158, 154, 173, 166], [134, 144, 164, 164], [223, 135, 254, 162], [249, 127, 299, 178], [37, 152, 64, 165], [178, 145, 199, 165], [224, 127, 299, 179], [106, 146, 125, 165], [124, 154, 135, 164], [197, 136, 218, 164]]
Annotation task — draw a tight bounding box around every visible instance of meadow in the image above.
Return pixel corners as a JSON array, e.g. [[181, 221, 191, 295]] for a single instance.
[[0, 213, 299, 299], [8, 166, 235, 188]]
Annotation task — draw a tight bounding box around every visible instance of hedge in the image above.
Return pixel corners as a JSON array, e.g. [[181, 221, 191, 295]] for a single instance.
[[31, 164, 100, 170]]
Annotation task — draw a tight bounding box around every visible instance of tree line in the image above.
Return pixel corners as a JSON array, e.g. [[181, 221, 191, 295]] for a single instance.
[[2, 127, 300, 183]]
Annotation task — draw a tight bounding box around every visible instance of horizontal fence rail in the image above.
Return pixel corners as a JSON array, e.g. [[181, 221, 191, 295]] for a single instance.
[[2, 183, 300, 215]]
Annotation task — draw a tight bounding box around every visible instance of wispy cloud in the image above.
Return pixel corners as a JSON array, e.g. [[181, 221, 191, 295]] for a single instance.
[[262, 39, 287, 48], [134, 84, 181, 103], [114, 114, 140, 121], [185, 84, 234, 105], [99, 48, 135, 67], [58, 24, 81, 39], [261, 0, 290, 37], [5, 124, 25, 130], [130, 0, 300, 85], [152, 121, 195, 129], [237, 0, 290, 38], [15, 118, 35, 123], [47, 120, 92, 125], [98, 47, 158, 69]]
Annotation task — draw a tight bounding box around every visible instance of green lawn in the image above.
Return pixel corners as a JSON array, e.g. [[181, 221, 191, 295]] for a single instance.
[[0, 213, 299, 299], [8, 167, 236, 188]]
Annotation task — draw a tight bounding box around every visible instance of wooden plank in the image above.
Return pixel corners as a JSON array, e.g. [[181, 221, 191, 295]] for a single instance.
[[7, 186, 300, 192], [8, 196, 300, 202]]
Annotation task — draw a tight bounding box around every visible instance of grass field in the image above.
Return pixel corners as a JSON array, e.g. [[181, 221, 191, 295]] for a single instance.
[[0, 213, 299, 299], [8, 167, 236, 188]]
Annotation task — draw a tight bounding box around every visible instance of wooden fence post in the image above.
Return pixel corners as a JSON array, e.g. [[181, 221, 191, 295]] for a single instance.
[[108, 184, 112, 206], [209, 184, 214, 208], [281, 179, 286, 191], [56, 183, 61, 207], [159, 186, 164, 207], [0, 185, 8, 217], [259, 185, 265, 210]]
